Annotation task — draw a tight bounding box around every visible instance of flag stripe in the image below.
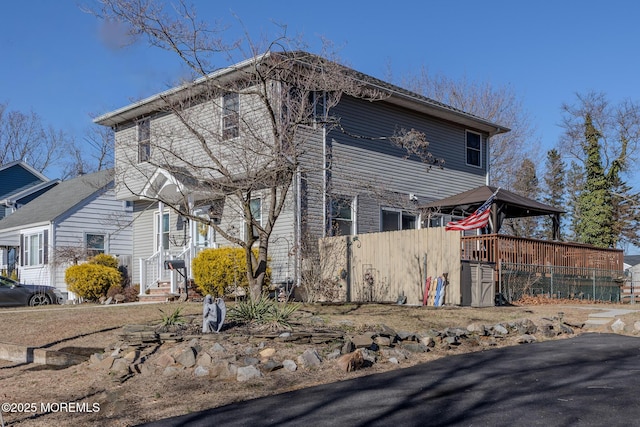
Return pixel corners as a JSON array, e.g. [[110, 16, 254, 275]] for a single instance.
[[445, 191, 497, 231]]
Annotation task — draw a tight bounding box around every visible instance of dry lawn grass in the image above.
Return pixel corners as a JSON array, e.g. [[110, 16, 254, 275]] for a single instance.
[[0, 300, 638, 426]]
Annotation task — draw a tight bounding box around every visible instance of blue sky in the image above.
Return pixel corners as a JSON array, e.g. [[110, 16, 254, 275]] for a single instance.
[[1, 0, 640, 184]]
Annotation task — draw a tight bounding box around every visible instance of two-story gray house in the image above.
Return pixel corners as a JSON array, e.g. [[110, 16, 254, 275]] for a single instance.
[[94, 51, 507, 299]]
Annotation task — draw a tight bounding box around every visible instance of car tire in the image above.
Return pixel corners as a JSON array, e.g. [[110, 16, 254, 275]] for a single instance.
[[28, 293, 51, 306]]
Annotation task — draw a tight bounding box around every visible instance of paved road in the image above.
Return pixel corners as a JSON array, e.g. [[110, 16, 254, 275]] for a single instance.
[[141, 333, 640, 427]]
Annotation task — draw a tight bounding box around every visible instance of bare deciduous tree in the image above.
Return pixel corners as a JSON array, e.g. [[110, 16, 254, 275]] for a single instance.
[[0, 102, 68, 173], [91, 0, 432, 298]]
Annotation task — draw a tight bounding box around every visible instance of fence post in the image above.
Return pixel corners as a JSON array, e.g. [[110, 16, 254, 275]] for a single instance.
[[592, 269, 596, 301], [550, 265, 554, 298]]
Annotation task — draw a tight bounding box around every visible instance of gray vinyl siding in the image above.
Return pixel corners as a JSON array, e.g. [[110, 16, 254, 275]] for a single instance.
[[323, 95, 488, 234], [113, 90, 274, 202]]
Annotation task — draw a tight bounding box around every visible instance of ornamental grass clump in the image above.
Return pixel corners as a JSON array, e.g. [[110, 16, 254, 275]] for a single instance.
[[227, 294, 300, 331]]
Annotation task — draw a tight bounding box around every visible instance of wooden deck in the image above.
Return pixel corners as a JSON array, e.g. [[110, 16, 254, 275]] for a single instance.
[[461, 234, 623, 271]]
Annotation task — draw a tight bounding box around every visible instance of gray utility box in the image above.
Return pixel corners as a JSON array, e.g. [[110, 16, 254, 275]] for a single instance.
[[460, 261, 495, 307]]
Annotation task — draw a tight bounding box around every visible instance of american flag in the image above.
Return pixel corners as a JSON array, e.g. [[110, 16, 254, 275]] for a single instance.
[[445, 190, 498, 231]]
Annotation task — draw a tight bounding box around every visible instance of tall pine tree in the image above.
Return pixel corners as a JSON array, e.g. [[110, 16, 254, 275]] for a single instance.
[[542, 149, 565, 240]]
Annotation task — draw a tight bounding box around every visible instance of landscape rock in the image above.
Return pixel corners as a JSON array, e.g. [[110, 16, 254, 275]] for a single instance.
[[237, 365, 262, 382], [194, 366, 209, 377], [351, 334, 375, 349], [336, 349, 365, 372], [516, 334, 537, 344], [297, 349, 322, 367], [611, 319, 626, 333], [282, 359, 297, 372], [197, 352, 212, 367], [261, 359, 283, 373], [259, 348, 276, 359], [467, 323, 487, 335], [176, 347, 197, 368], [492, 324, 509, 335]]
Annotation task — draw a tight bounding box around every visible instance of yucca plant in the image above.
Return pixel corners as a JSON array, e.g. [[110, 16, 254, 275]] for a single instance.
[[228, 294, 300, 331], [158, 306, 186, 326]]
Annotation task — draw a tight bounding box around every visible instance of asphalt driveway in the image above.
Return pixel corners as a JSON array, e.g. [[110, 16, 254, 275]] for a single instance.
[[141, 333, 640, 427]]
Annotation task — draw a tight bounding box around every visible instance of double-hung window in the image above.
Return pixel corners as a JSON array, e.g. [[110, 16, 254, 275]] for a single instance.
[[86, 233, 106, 257], [156, 212, 170, 250], [222, 92, 239, 140], [466, 130, 482, 167], [330, 197, 354, 236], [245, 198, 262, 240], [23, 232, 46, 266], [137, 118, 151, 163]]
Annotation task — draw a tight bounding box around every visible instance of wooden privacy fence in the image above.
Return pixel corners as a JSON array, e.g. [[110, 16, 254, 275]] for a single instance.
[[319, 228, 461, 305]]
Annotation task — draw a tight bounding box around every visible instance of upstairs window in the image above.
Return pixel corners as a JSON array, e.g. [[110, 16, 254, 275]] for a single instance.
[[222, 92, 239, 140], [309, 91, 327, 124], [466, 130, 481, 167], [137, 118, 151, 163]]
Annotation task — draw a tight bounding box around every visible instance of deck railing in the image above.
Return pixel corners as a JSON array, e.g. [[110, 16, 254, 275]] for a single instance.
[[461, 234, 623, 271]]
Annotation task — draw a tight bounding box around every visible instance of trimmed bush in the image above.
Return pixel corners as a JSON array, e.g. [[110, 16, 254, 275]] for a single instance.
[[66, 263, 122, 301], [90, 253, 119, 270], [192, 247, 271, 297]]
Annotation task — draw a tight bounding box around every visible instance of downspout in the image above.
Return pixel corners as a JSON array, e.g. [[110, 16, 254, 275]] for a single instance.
[[50, 221, 55, 292], [295, 166, 302, 287], [485, 134, 490, 186], [322, 126, 328, 238]]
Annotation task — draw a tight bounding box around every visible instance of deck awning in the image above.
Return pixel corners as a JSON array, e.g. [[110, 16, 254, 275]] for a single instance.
[[421, 186, 564, 238]]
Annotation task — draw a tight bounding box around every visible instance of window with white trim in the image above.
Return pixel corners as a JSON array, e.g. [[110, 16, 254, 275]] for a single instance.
[[466, 130, 481, 167], [330, 196, 354, 236], [381, 208, 417, 232], [156, 212, 170, 250], [86, 233, 106, 257], [24, 232, 45, 266], [244, 198, 262, 240], [137, 118, 151, 163], [222, 92, 239, 140]]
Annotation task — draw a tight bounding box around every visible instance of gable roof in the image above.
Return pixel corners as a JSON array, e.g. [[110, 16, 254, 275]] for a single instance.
[[421, 185, 564, 218], [93, 51, 508, 136], [0, 169, 114, 231], [0, 161, 52, 200]]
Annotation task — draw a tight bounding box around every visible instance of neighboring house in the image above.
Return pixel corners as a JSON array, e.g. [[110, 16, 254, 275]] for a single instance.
[[0, 170, 133, 300], [0, 161, 60, 274], [93, 52, 507, 296], [0, 160, 60, 219]]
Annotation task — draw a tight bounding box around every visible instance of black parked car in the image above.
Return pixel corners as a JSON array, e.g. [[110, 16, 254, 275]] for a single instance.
[[0, 275, 64, 307]]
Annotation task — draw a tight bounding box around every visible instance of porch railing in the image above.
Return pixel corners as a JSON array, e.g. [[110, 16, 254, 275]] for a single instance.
[[139, 248, 194, 296], [461, 234, 623, 271]]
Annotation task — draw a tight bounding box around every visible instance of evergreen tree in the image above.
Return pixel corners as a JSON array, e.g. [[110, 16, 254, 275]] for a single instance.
[[561, 92, 640, 248], [542, 149, 565, 240], [564, 161, 584, 241], [574, 114, 616, 247], [503, 158, 540, 237]]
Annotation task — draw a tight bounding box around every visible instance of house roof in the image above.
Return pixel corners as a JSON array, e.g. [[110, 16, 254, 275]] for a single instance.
[[93, 51, 508, 136], [421, 185, 564, 218], [0, 169, 114, 231], [624, 255, 640, 268], [0, 160, 52, 200]]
